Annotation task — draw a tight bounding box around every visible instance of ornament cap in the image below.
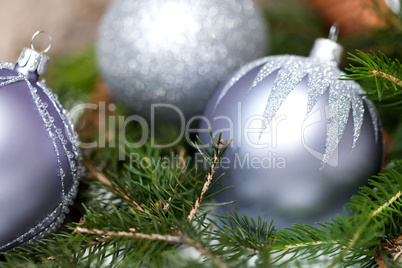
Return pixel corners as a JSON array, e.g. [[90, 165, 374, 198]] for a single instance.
[[16, 31, 52, 76], [309, 38, 344, 64], [17, 47, 50, 76]]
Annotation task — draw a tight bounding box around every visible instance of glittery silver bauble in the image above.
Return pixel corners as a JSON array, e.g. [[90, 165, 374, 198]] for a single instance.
[[198, 35, 383, 229], [97, 0, 268, 124], [0, 32, 81, 252]]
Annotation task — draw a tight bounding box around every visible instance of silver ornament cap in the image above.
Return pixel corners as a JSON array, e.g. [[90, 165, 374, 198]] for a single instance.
[[309, 25, 343, 64], [16, 31, 52, 76]]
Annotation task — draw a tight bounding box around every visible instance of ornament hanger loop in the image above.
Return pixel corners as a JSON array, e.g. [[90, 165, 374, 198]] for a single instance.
[[31, 30, 53, 54], [328, 24, 339, 42]]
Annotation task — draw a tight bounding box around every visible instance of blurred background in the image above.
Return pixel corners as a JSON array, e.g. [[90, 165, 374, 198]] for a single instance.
[[0, 0, 110, 61], [1, 0, 398, 69], [0, 0, 337, 60]]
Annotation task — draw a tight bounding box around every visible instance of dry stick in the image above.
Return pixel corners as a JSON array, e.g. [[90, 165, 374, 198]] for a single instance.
[[245, 247, 259, 254], [284, 240, 337, 250], [379, 235, 402, 267], [74, 227, 229, 268], [75, 227, 182, 242], [375, 255, 388, 268], [83, 159, 144, 212], [78, 144, 228, 266], [184, 236, 229, 268], [188, 141, 223, 222], [370, 70, 402, 86]]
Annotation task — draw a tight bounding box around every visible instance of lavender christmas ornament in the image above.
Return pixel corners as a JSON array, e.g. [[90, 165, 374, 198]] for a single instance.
[[0, 31, 81, 252], [198, 27, 383, 229]]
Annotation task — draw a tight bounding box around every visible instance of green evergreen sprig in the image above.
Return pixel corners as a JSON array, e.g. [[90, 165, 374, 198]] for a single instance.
[[268, 160, 402, 267], [2, 127, 402, 267], [345, 50, 402, 109], [207, 160, 402, 267], [1, 106, 402, 267]]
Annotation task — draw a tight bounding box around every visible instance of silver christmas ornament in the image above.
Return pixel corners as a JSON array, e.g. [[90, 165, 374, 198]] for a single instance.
[[97, 0, 269, 124], [198, 27, 383, 229], [0, 31, 81, 252], [385, 0, 401, 14]]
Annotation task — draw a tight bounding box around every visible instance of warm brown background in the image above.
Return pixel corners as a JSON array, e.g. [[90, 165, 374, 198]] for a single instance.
[[0, 0, 111, 62], [0, 0, 284, 62]]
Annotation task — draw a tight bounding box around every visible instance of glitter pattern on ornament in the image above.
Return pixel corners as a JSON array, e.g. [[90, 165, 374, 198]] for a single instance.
[[198, 26, 383, 229], [97, 0, 269, 123], [0, 32, 81, 252]]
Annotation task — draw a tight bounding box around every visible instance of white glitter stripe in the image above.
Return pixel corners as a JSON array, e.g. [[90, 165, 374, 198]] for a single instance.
[[350, 86, 365, 148], [37, 82, 81, 179], [258, 57, 308, 131], [306, 63, 337, 116], [364, 97, 380, 143], [247, 55, 379, 167]]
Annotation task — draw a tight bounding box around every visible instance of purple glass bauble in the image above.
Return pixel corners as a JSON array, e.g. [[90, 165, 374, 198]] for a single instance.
[[198, 38, 383, 229], [0, 45, 81, 252]]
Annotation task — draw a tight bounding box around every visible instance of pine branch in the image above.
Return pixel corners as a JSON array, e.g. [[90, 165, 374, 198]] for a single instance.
[[345, 50, 402, 109], [188, 139, 225, 222], [268, 161, 402, 267], [327, 226, 363, 268], [83, 159, 144, 211], [370, 70, 402, 86], [74, 227, 229, 268], [74, 226, 181, 242], [284, 240, 337, 250], [371, 190, 402, 218], [62, 134, 230, 267], [3, 108, 402, 267], [163, 148, 186, 214], [212, 212, 275, 261]]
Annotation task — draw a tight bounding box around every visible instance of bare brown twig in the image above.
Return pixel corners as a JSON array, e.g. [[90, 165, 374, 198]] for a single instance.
[[74, 141, 230, 267], [75, 227, 181, 243], [74, 227, 229, 268], [188, 140, 225, 222], [369, 70, 402, 86], [375, 254, 388, 268]]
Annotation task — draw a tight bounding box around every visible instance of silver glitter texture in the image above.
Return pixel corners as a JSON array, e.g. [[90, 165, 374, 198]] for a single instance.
[[198, 38, 383, 229], [213, 39, 379, 166], [97, 0, 269, 122]]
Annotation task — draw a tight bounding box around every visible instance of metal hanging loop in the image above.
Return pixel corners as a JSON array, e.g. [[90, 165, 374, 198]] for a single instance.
[[31, 30, 53, 54], [328, 24, 339, 42]]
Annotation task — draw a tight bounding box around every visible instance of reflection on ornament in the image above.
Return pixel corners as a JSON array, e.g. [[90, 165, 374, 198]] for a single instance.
[[97, 0, 269, 124], [0, 32, 81, 252], [145, 3, 199, 48], [198, 27, 383, 229]]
